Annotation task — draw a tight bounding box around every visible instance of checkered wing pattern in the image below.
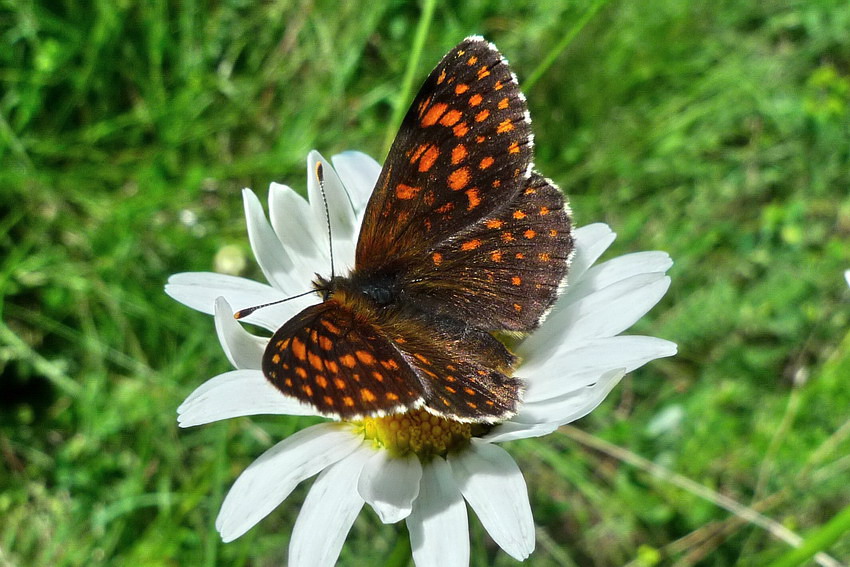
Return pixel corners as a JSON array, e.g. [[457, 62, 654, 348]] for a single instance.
[[356, 37, 534, 274], [262, 301, 423, 419]]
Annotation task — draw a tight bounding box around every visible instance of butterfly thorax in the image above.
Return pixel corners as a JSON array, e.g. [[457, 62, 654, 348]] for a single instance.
[[314, 269, 404, 315]]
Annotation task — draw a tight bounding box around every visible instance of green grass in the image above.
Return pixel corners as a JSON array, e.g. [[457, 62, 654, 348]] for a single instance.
[[3, 0, 850, 565]]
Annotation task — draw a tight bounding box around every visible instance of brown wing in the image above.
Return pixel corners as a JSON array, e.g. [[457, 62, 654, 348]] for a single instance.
[[262, 301, 424, 420], [355, 37, 534, 273], [404, 173, 574, 331]]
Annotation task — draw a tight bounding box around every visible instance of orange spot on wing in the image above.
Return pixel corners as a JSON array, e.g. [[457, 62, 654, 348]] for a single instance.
[[421, 103, 448, 127], [325, 360, 339, 374], [451, 144, 468, 164], [513, 210, 527, 219], [538, 252, 552, 262], [524, 229, 537, 239], [477, 66, 490, 79], [308, 351, 324, 371], [413, 353, 430, 364], [475, 109, 490, 122], [524, 186, 537, 195], [467, 55, 478, 65], [295, 367, 308, 379], [440, 109, 462, 127], [334, 378, 346, 389], [323, 395, 334, 406], [479, 156, 494, 169], [498, 97, 509, 109], [508, 141, 520, 154], [512, 276, 522, 286], [486, 219, 503, 229], [453, 122, 469, 137], [490, 250, 503, 262], [469, 93, 483, 106], [515, 252, 524, 259], [513, 303, 523, 312], [343, 396, 355, 407], [318, 336, 333, 351], [494, 80, 504, 90], [448, 167, 471, 190], [539, 206, 550, 215], [381, 359, 400, 370], [432, 252, 443, 266], [386, 392, 400, 401], [301, 384, 314, 397], [372, 371, 384, 382], [461, 239, 482, 251], [455, 83, 469, 94], [315, 375, 328, 388], [549, 229, 558, 237], [271, 353, 281, 364], [496, 119, 514, 133], [395, 184, 421, 200], [292, 337, 306, 361], [465, 187, 481, 210], [355, 350, 375, 365], [320, 320, 341, 334], [340, 354, 357, 368], [501, 232, 515, 243], [435, 202, 454, 214], [437, 69, 446, 84], [360, 388, 377, 402], [419, 145, 440, 172]]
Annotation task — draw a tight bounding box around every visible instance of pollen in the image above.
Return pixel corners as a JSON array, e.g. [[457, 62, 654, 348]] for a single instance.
[[356, 409, 473, 458]]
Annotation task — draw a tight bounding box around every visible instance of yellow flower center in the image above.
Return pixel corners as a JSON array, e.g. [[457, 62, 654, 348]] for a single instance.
[[355, 409, 473, 458]]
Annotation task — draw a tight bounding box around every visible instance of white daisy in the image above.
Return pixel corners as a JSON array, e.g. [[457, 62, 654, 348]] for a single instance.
[[845, 270, 849, 287], [167, 150, 676, 566]]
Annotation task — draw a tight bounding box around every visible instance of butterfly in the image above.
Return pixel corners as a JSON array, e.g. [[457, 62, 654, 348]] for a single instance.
[[260, 36, 574, 423]]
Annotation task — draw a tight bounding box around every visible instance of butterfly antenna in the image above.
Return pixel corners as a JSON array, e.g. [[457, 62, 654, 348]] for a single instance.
[[316, 162, 335, 281], [234, 288, 325, 320]]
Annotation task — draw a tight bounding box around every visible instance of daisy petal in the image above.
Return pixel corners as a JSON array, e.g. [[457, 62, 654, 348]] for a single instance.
[[331, 151, 382, 213], [214, 297, 266, 370], [567, 223, 616, 283], [482, 421, 560, 443], [357, 450, 422, 524], [177, 370, 320, 427], [845, 270, 850, 287], [514, 368, 627, 426], [289, 445, 371, 567], [216, 423, 362, 542], [522, 336, 677, 402], [566, 251, 672, 304], [526, 273, 671, 357], [243, 189, 301, 293], [268, 182, 329, 276], [407, 458, 469, 567], [448, 440, 535, 560], [306, 151, 359, 272]]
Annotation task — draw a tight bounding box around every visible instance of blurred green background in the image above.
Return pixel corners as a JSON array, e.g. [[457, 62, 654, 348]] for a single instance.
[[2, 0, 850, 565]]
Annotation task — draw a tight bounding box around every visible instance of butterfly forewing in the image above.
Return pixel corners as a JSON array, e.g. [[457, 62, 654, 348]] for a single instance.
[[356, 37, 534, 272], [262, 301, 424, 419]]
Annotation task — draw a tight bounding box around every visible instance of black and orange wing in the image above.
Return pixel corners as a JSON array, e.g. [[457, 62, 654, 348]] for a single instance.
[[355, 37, 534, 272], [406, 173, 574, 331], [262, 301, 424, 419]]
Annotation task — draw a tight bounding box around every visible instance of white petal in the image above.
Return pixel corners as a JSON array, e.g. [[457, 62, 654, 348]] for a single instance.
[[406, 458, 469, 567], [522, 336, 677, 402], [243, 189, 301, 293], [331, 151, 382, 213], [568, 251, 672, 302], [567, 223, 616, 283], [214, 297, 266, 370], [514, 368, 627, 425], [216, 423, 362, 542], [177, 370, 320, 427], [289, 445, 371, 567], [268, 182, 329, 276], [845, 270, 850, 287], [448, 440, 534, 560], [482, 421, 560, 443], [357, 450, 422, 523], [524, 273, 671, 358]]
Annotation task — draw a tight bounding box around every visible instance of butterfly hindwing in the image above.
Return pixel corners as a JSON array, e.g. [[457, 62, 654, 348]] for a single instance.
[[262, 301, 424, 419], [405, 173, 574, 331], [355, 37, 534, 272]]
